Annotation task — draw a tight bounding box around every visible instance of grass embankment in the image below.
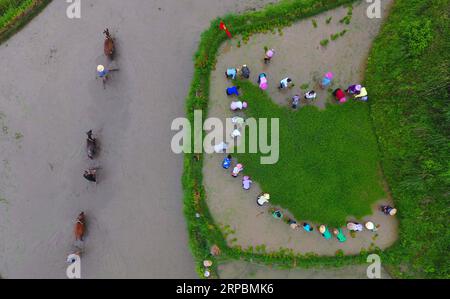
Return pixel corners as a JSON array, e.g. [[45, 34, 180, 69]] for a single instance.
[[0, 0, 51, 45], [365, 0, 450, 278], [235, 80, 384, 227]]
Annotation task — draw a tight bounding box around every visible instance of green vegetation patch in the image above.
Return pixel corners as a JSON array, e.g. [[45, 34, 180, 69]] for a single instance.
[[235, 80, 385, 226], [364, 0, 450, 279], [0, 0, 51, 45]]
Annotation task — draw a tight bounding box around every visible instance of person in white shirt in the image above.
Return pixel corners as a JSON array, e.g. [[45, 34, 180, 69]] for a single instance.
[[214, 142, 228, 153], [304, 90, 317, 100], [230, 101, 248, 111], [230, 128, 241, 138], [279, 77, 292, 89]]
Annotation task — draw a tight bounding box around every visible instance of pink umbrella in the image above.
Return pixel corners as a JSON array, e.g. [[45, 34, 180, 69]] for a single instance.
[[325, 72, 334, 79], [260, 82, 268, 90]]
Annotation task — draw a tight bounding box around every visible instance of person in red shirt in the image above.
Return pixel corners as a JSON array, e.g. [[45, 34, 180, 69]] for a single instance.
[[333, 88, 347, 103]]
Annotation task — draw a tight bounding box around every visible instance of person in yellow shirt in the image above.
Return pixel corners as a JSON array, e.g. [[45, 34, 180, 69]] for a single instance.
[[354, 87, 368, 101]]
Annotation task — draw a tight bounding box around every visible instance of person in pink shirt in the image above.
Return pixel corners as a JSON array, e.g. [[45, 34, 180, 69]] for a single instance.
[[264, 48, 275, 64], [230, 101, 248, 111]]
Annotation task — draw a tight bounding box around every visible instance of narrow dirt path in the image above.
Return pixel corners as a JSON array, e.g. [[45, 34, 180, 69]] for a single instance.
[[0, 0, 276, 279]]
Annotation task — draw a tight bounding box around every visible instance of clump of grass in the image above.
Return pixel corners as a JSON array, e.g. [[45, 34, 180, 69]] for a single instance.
[[300, 83, 310, 90], [340, 29, 348, 36], [312, 19, 318, 28], [339, 15, 351, 25], [326, 16, 332, 24], [339, 5, 353, 25], [330, 33, 340, 41], [320, 38, 329, 47], [15, 132, 23, 140]]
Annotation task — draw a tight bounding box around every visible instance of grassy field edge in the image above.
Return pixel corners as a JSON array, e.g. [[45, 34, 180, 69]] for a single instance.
[[0, 0, 52, 46]]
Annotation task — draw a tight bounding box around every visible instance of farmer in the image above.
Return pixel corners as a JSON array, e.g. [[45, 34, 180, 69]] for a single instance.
[[231, 163, 244, 177], [214, 142, 228, 153], [347, 222, 363, 232], [97, 65, 108, 78], [230, 128, 241, 138], [346, 84, 362, 95], [365, 221, 377, 232], [333, 228, 347, 243], [83, 168, 97, 183], [320, 72, 333, 89], [303, 223, 313, 232], [225, 68, 238, 80], [288, 219, 300, 230], [381, 205, 397, 216], [333, 88, 347, 103], [319, 225, 332, 240], [320, 72, 334, 89], [242, 176, 252, 190], [354, 86, 368, 101], [257, 193, 270, 206], [222, 154, 232, 169], [304, 90, 317, 100], [231, 116, 245, 126], [272, 210, 283, 219], [292, 95, 300, 109], [258, 73, 268, 90], [226, 86, 240, 96], [264, 48, 275, 64], [241, 65, 250, 79], [230, 101, 248, 111], [279, 77, 293, 90]]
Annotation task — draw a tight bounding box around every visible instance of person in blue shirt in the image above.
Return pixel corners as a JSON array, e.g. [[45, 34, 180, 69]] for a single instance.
[[225, 68, 237, 80], [97, 65, 108, 78], [222, 155, 232, 169], [303, 222, 313, 232], [226, 86, 240, 96]]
